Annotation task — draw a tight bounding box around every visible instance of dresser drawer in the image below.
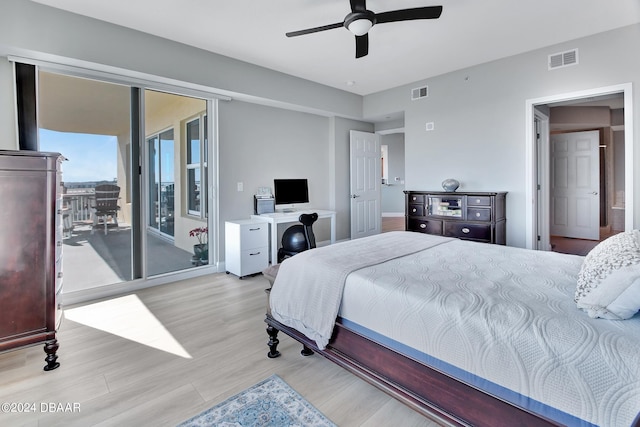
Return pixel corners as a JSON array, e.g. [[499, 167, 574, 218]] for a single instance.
[[407, 194, 424, 204], [467, 196, 492, 206], [408, 218, 442, 235], [444, 222, 491, 241], [407, 204, 424, 216], [467, 207, 491, 221]]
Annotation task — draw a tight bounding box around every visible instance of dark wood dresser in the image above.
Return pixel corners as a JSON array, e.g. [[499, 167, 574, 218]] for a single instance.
[[0, 150, 63, 370], [405, 191, 507, 244]]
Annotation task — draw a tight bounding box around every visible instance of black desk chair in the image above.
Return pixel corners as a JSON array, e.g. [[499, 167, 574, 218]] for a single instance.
[[277, 213, 318, 263]]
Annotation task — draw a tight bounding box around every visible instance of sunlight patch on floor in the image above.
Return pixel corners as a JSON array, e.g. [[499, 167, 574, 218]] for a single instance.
[[64, 294, 192, 359]]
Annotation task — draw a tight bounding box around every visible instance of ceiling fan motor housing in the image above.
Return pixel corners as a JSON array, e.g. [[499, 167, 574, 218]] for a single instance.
[[344, 11, 376, 35]]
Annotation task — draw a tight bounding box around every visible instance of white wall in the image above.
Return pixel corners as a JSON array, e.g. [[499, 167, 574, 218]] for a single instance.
[[364, 24, 640, 248], [218, 100, 332, 249]]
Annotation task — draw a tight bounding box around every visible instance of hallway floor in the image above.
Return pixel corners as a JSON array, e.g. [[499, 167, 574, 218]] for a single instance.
[[550, 228, 620, 256]]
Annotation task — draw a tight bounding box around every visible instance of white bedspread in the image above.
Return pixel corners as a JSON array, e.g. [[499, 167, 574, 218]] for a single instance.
[[269, 231, 451, 349], [339, 235, 640, 427]]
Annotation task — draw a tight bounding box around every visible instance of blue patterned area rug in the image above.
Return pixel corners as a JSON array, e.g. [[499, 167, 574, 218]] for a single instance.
[[177, 375, 337, 427]]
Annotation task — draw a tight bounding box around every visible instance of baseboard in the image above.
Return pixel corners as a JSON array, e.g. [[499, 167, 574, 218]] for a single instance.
[[61, 264, 220, 305]]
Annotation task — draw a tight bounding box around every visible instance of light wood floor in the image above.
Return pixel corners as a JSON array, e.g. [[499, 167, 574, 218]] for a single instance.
[[0, 273, 441, 427], [382, 216, 405, 233]]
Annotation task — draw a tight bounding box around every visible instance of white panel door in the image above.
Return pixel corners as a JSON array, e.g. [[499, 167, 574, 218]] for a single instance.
[[350, 130, 381, 239], [550, 130, 600, 240]]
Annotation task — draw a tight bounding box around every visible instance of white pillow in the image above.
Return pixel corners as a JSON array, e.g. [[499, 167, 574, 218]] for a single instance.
[[577, 266, 640, 319], [575, 230, 640, 319]]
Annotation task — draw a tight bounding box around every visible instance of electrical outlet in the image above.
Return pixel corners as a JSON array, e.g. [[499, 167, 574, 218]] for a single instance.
[[237, 182, 243, 192], [426, 122, 435, 131]]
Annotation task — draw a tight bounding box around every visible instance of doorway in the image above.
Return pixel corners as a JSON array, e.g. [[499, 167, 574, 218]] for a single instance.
[[349, 130, 381, 239], [526, 84, 634, 254], [549, 130, 601, 241]]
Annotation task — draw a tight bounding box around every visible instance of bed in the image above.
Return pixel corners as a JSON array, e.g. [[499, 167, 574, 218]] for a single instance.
[[265, 231, 640, 427]]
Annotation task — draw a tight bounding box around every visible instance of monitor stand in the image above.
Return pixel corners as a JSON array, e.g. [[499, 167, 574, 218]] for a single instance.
[[282, 208, 295, 213]]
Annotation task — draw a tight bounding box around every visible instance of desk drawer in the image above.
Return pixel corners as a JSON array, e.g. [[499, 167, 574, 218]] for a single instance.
[[240, 224, 268, 249], [241, 247, 269, 276]]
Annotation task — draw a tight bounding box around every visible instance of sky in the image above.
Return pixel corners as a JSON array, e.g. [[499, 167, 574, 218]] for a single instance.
[[39, 129, 118, 183]]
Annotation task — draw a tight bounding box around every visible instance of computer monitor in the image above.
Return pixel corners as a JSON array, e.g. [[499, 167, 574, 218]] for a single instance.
[[273, 179, 309, 211]]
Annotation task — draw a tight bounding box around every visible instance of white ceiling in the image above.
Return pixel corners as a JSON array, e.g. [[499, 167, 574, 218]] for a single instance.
[[31, 0, 640, 96]]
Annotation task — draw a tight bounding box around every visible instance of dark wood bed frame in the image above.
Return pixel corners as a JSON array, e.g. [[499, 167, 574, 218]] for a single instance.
[[265, 311, 640, 427]]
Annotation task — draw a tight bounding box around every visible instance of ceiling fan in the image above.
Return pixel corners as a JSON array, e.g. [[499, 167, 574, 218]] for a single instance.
[[286, 0, 443, 58]]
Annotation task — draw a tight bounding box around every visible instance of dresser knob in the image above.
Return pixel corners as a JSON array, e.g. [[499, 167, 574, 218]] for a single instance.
[[462, 227, 470, 234], [420, 223, 426, 229], [475, 212, 481, 217]]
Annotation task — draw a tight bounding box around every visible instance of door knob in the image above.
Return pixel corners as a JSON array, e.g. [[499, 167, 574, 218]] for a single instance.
[[351, 194, 360, 199], [591, 191, 599, 195]]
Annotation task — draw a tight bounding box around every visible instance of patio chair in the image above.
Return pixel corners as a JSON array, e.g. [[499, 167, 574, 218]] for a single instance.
[[91, 184, 121, 235]]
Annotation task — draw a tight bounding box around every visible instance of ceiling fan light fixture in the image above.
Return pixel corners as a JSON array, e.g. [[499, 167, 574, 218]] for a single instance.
[[286, 3, 443, 58], [347, 18, 373, 36]]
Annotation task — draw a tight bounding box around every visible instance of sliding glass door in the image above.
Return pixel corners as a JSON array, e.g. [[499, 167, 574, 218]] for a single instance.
[[37, 70, 134, 291], [144, 89, 209, 276], [22, 67, 215, 297]]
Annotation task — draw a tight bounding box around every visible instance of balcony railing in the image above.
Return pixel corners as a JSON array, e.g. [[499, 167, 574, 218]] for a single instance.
[[63, 191, 94, 223]]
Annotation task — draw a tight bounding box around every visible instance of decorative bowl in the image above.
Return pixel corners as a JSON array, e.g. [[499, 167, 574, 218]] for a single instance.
[[441, 179, 460, 192]]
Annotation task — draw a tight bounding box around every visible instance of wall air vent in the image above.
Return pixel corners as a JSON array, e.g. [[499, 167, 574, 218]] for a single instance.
[[548, 49, 579, 70], [411, 85, 428, 100]]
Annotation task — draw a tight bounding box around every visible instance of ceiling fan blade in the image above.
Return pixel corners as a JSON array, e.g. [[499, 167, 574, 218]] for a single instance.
[[286, 22, 344, 37], [350, 0, 366, 13], [355, 34, 368, 58], [375, 6, 443, 24]]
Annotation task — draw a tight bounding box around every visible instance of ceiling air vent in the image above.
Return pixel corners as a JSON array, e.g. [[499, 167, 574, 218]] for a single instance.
[[548, 49, 578, 70], [411, 85, 428, 100]]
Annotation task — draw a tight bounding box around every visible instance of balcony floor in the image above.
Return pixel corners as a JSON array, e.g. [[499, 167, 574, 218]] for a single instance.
[[63, 223, 198, 293]]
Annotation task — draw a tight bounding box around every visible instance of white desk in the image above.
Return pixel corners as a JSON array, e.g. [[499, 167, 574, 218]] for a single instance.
[[251, 209, 336, 265]]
